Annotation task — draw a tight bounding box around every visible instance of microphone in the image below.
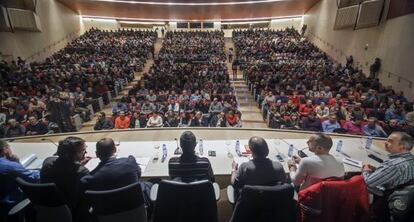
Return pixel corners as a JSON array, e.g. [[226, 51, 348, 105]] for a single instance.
[[41, 138, 58, 147], [174, 138, 182, 155], [296, 147, 308, 158]]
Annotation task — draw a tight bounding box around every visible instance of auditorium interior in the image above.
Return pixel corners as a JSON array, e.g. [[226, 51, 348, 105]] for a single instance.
[[1, 0, 414, 222]]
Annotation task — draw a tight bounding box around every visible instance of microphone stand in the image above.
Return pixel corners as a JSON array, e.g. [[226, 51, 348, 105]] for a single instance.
[[174, 138, 182, 155]]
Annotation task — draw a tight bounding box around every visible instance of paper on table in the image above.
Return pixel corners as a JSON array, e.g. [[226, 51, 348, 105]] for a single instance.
[[343, 157, 363, 168], [26, 158, 44, 170], [233, 157, 250, 166], [84, 157, 151, 173], [84, 158, 100, 171], [135, 157, 150, 173]]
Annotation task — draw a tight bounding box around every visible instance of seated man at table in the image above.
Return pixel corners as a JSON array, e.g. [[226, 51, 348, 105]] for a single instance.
[[231, 136, 286, 191], [362, 132, 414, 220], [288, 133, 345, 190], [41, 137, 91, 222], [81, 138, 152, 212], [0, 140, 40, 218], [168, 131, 215, 182]]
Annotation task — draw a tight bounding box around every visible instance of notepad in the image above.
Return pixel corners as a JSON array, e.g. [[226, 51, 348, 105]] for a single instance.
[[343, 157, 363, 168], [21, 154, 37, 168]]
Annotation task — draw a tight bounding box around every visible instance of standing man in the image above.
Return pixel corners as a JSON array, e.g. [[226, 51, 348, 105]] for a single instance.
[[288, 133, 345, 190]]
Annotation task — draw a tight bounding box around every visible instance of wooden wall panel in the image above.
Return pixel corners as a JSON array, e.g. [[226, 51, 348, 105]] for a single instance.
[[57, 0, 320, 20]]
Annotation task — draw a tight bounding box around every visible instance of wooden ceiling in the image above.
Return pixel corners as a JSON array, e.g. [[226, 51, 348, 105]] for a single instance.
[[57, 0, 321, 21]]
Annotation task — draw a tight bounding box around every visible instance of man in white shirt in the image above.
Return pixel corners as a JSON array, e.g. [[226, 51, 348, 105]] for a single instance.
[[288, 133, 345, 190], [146, 112, 163, 128]]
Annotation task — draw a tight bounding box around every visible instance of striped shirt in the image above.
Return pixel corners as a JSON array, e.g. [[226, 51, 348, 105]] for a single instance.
[[363, 152, 414, 196], [168, 154, 215, 183]]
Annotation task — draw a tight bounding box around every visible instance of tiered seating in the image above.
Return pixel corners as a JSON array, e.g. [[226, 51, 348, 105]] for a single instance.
[[233, 28, 414, 137], [0, 28, 156, 137]]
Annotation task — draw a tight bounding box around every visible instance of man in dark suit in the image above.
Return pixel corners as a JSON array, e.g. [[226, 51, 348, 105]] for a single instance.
[[168, 131, 215, 182], [81, 138, 152, 213], [231, 136, 287, 190], [41, 136, 91, 222]]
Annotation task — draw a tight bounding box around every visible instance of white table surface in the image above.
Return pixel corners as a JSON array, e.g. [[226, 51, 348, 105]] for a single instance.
[[10, 138, 388, 178]]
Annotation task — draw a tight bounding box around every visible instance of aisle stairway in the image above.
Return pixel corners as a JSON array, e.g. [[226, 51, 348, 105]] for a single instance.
[[80, 38, 163, 131], [224, 38, 267, 128]]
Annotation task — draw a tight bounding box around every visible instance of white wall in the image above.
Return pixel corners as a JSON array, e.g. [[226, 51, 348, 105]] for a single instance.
[[81, 18, 120, 32], [269, 17, 303, 30], [0, 0, 81, 62], [303, 0, 414, 99]]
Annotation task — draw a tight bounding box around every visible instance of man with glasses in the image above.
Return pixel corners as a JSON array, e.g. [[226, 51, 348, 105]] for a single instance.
[[0, 140, 40, 219], [41, 136, 91, 222], [288, 133, 345, 190]]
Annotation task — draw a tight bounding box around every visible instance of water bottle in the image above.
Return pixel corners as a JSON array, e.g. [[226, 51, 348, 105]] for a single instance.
[[162, 144, 167, 162], [199, 139, 204, 156], [336, 140, 343, 153], [235, 140, 241, 156], [365, 137, 373, 150], [288, 144, 294, 158]]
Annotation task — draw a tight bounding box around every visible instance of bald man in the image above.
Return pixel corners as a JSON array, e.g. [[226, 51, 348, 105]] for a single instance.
[[231, 136, 286, 190], [81, 138, 153, 214], [81, 138, 141, 191]]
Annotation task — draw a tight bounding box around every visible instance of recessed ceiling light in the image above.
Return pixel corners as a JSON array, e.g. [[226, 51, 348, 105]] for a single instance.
[[88, 0, 289, 6]]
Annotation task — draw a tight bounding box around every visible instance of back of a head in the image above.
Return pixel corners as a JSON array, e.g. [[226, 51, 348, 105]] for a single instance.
[[180, 131, 197, 155], [248, 136, 269, 158], [57, 136, 85, 162], [0, 140, 8, 156], [314, 133, 333, 151], [96, 138, 116, 160]]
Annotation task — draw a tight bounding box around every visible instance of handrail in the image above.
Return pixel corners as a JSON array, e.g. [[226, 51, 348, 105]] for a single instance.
[[26, 29, 81, 62], [305, 31, 413, 89]]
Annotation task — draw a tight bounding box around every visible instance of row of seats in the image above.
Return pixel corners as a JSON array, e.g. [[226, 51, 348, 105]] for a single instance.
[[9, 175, 414, 222]]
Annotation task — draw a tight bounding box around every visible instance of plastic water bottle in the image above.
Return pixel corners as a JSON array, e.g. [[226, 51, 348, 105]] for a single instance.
[[162, 144, 167, 161], [288, 144, 294, 158], [235, 140, 241, 156], [365, 137, 373, 150], [336, 140, 343, 153], [199, 139, 204, 156]]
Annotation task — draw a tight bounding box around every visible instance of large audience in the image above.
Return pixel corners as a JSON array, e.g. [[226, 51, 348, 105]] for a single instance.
[[1, 27, 414, 222], [0, 28, 157, 138], [233, 28, 414, 138], [103, 30, 241, 129]]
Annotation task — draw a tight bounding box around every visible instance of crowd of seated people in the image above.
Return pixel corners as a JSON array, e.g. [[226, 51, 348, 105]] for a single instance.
[[233, 28, 414, 138], [96, 31, 242, 130], [0, 28, 156, 138]]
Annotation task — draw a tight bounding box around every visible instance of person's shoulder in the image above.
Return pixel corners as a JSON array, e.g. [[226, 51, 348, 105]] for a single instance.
[[197, 156, 211, 164], [0, 157, 24, 169]]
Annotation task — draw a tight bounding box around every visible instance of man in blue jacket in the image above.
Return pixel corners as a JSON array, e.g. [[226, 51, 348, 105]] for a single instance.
[[0, 140, 40, 218]]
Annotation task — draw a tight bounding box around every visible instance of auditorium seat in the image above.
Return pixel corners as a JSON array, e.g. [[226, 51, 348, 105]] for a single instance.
[[298, 176, 369, 222], [85, 182, 147, 222], [227, 184, 296, 222], [150, 180, 220, 222], [11, 177, 72, 222]]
